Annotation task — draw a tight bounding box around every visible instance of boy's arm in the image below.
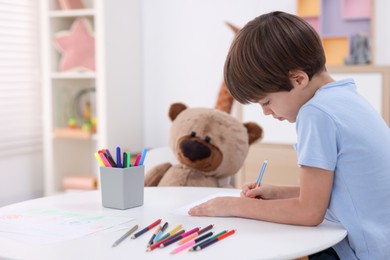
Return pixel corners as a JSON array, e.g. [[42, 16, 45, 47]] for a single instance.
[[189, 166, 334, 226], [242, 183, 300, 199]]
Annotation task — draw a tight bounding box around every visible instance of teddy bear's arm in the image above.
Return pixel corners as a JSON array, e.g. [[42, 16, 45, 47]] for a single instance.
[[144, 162, 172, 186]]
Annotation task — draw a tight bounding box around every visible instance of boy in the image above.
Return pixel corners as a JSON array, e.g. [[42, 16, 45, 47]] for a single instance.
[[188, 11, 390, 259]]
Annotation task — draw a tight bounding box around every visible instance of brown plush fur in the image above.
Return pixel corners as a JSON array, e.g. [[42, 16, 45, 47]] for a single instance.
[[214, 21, 241, 114], [215, 82, 234, 113], [144, 103, 263, 187]]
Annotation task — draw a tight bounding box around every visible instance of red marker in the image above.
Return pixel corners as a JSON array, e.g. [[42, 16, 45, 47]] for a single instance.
[[133, 154, 142, 166]]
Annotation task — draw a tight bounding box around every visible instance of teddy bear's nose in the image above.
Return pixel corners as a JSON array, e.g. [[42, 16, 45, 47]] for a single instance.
[[180, 140, 211, 161]]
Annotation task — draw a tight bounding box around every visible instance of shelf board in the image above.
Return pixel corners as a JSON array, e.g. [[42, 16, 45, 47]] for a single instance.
[[53, 128, 96, 140], [49, 8, 95, 18], [327, 65, 390, 73], [51, 72, 96, 79]]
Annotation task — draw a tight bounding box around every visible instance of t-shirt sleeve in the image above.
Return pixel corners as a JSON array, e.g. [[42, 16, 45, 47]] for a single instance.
[[296, 105, 338, 171]]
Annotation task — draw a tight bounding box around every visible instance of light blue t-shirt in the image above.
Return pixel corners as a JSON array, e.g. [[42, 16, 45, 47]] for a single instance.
[[295, 79, 390, 259]]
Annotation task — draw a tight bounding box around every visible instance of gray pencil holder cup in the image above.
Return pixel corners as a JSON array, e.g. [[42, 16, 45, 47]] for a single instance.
[[100, 166, 144, 210]]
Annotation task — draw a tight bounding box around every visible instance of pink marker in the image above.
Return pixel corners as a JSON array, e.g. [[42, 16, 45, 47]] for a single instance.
[[133, 154, 142, 166], [98, 151, 112, 167]]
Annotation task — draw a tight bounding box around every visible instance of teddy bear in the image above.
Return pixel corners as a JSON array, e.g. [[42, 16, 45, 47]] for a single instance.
[[144, 102, 263, 187], [144, 21, 262, 187]]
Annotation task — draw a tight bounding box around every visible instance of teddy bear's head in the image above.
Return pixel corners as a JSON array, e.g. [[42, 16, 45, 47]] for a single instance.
[[168, 103, 263, 180]]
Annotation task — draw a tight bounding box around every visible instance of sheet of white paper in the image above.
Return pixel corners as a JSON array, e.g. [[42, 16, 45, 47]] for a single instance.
[[171, 191, 240, 216], [0, 208, 134, 245]]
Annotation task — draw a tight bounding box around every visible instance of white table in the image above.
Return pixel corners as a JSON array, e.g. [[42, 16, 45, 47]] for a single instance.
[[0, 187, 346, 260]]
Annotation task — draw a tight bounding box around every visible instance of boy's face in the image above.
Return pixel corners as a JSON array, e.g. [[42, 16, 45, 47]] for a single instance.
[[258, 86, 308, 123]]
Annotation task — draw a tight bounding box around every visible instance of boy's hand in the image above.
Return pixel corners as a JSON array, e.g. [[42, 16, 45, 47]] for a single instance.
[[188, 197, 237, 216], [241, 182, 276, 200]]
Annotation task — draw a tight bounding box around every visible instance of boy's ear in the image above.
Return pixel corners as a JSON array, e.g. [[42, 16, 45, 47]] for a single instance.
[[288, 70, 309, 89]]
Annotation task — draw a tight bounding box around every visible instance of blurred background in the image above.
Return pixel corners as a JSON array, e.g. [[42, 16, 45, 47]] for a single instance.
[[1, 0, 389, 206]]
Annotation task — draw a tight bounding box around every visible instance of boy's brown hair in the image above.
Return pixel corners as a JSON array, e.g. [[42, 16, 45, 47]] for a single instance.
[[224, 11, 326, 104]]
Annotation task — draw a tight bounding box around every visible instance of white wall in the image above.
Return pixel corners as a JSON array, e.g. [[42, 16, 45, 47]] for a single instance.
[[142, 0, 390, 149], [142, 0, 296, 148], [374, 0, 390, 65], [0, 154, 43, 206]]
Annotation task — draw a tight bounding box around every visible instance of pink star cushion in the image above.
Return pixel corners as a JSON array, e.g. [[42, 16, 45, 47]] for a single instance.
[[53, 18, 95, 72]]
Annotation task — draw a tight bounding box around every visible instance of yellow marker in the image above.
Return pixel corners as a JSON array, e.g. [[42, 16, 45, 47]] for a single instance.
[[94, 152, 105, 167]]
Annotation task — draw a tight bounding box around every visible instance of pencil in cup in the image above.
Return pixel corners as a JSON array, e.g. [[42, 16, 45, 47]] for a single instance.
[[171, 231, 214, 254], [195, 229, 236, 251]]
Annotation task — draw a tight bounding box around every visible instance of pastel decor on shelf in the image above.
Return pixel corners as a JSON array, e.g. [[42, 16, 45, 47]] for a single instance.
[[322, 36, 349, 65], [58, 0, 85, 10], [53, 18, 95, 72]]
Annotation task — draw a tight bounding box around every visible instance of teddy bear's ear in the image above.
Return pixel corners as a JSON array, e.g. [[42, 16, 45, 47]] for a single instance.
[[169, 103, 187, 121], [244, 122, 263, 145], [225, 21, 240, 34]]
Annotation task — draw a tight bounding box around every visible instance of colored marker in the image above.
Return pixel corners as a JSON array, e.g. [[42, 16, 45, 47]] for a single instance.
[[131, 219, 162, 239], [126, 152, 131, 167], [122, 152, 127, 168], [171, 231, 214, 254], [146, 230, 185, 252], [116, 146, 122, 168], [189, 230, 227, 251], [177, 224, 213, 245], [255, 160, 267, 188], [156, 224, 182, 242], [112, 225, 138, 247], [105, 149, 113, 160], [98, 151, 111, 167], [160, 227, 200, 248], [105, 152, 117, 167], [133, 154, 141, 166], [94, 152, 105, 167], [139, 148, 147, 166], [195, 229, 236, 251], [147, 225, 161, 246], [154, 222, 168, 242]]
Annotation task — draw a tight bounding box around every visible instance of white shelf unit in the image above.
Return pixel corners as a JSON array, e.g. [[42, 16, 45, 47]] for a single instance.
[[41, 0, 143, 195]]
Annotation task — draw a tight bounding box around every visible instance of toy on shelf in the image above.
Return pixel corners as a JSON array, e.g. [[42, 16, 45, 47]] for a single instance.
[[58, 0, 85, 10], [53, 18, 95, 72], [64, 87, 96, 133]]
